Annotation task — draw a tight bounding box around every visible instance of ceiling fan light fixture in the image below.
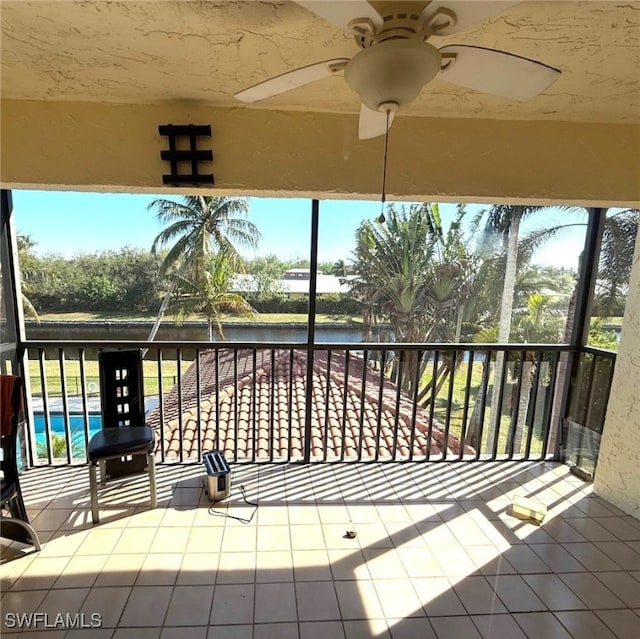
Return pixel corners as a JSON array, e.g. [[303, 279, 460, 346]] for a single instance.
[[344, 39, 441, 111]]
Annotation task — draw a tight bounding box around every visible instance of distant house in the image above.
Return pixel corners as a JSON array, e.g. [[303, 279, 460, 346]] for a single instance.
[[281, 268, 312, 280], [231, 268, 354, 299], [147, 348, 474, 462]]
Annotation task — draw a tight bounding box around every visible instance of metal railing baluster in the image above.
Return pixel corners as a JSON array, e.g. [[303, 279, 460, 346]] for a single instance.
[[233, 348, 239, 462], [21, 339, 603, 467], [288, 348, 295, 462], [408, 350, 422, 461], [252, 349, 257, 463], [357, 350, 368, 461], [374, 348, 385, 462], [476, 350, 492, 460], [269, 349, 276, 462], [58, 348, 72, 464], [442, 350, 457, 461], [426, 350, 439, 462], [322, 349, 332, 462], [491, 351, 510, 460], [524, 351, 543, 460], [156, 348, 166, 462], [507, 351, 527, 459], [459, 349, 474, 460], [340, 350, 350, 462], [176, 348, 183, 463], [544, 350, 563, 460], [38, 348, 53, 465], [391, 350, 404, 461], [78, 348, 90, 462], [214, 348, 220, 453], [195, 348, 202, 463]]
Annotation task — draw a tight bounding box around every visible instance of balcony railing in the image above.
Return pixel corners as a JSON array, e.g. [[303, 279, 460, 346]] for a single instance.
[[562, 346, 617, 478], [14, 339, 609, 468]]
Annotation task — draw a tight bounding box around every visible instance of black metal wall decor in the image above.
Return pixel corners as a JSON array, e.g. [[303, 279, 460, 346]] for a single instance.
[[158, 124, 214, 187]]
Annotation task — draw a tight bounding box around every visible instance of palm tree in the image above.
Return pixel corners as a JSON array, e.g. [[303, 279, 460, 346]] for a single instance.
[[349, 203, 474, 399], [521, 207, 638, 453], [473, 205, 554, 339], [16, 233, 42, 320], [507, 292, 565, 455], [174, 254, 256, 340], [351, 203, 439, 345], [147, 195, 260, 342], [516, 207, 638, 328], [473, 206, 637, 453], [331, 259, 350, 278], [37, 433, 84, 460], [593, 208, 639, 317], [473, 204, 550, 449]]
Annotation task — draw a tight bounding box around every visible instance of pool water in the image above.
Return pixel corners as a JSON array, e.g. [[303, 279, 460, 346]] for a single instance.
[[34, 412, 102, 435], [33, 413, 102, 456]]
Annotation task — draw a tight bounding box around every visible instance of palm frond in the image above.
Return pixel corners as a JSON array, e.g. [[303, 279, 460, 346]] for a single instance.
[[149, 194, 260, 280], [519, 221, 587, 260]]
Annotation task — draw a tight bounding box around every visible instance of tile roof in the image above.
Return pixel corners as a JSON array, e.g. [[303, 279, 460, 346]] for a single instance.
[[147, 349, 272, 431], [148, 349, 475, 461]]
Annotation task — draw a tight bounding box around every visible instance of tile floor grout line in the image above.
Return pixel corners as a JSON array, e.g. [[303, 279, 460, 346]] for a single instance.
[[3, 462, 639, 639]]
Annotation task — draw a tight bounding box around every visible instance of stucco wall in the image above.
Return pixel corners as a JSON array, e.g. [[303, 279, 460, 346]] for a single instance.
[[2, 99, 639, 206], [594, 224, 640, 518]]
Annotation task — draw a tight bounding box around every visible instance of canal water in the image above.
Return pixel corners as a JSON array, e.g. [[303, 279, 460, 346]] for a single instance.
[[26, 320, 375, 343]]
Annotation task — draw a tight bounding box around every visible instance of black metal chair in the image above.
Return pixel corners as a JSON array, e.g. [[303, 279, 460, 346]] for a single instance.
[[1, 374, 41, 551], [88, 350, 156, 524]]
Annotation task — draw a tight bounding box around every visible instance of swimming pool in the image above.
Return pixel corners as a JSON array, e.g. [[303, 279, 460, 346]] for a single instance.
[[33, 413, 102, 455], [34, 412, 102, 435]]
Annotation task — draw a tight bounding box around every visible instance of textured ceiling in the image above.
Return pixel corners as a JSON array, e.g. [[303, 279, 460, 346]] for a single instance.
[[1, 0, 639, 124]]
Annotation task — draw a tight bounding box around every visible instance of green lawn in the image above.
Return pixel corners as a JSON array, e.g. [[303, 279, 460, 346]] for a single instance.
[[421, 360, 547, 457], [28, 358, 181, 400]]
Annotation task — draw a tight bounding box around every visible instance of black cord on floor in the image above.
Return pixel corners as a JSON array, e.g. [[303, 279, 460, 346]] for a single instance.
[[207, 485, 258, 524]]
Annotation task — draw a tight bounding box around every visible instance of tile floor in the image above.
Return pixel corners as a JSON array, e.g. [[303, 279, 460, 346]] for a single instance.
[[1, 461, 640, 638]]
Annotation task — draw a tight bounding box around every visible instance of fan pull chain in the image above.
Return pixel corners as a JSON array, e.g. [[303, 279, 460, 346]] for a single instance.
[[378, 109, 391, 224]]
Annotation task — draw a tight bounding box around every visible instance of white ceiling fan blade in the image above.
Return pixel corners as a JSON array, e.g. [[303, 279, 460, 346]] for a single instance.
[[294, 1, 383, 32], [425, 1, 520, 36], [359, 104, 395, 140], [234, 58, 349, 103], [438, 45, 561, 100]]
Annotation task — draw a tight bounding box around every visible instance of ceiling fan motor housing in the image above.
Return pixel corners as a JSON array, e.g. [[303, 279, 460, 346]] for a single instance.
[[344, 39, 442, 112]]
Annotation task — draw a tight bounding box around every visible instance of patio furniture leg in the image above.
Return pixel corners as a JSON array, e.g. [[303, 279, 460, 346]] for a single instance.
[[26, 520, 42, 551], [0, 517, 42, 551], [147, 452, 157, 509], [89, 461, 99, 524]]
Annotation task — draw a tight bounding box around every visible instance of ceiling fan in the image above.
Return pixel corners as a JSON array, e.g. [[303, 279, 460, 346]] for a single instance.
[[234, 1, 561, 139]]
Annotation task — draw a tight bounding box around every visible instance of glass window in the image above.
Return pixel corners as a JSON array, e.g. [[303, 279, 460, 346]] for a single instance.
[[587, 207, 639, 351]]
